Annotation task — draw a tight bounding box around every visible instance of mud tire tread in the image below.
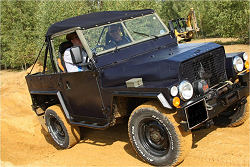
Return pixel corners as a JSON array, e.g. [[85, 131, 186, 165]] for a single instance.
[[228, 104, 249, 127], [128, 101, 192, 166], [45, 105, 80, 149]]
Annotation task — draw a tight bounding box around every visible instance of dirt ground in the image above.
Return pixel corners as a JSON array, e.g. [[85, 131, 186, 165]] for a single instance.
[[1, 38, 250, 167]]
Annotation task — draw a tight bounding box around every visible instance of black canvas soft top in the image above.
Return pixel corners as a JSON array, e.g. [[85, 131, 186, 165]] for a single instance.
[[46, 9, 154, 37]]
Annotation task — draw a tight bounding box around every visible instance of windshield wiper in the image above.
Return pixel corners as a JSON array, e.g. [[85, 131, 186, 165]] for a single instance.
[[132, 31, 158, 39]]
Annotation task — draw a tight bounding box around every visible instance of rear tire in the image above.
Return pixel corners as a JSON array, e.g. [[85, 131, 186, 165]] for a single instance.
[[128, 101, 192, 166], [45, 105, 80, 149]]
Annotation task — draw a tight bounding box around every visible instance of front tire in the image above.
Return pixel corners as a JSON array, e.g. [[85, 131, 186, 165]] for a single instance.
[[128, 101, 192, 166], [214, 102, 248, 127], [45, 105, 80, 149]]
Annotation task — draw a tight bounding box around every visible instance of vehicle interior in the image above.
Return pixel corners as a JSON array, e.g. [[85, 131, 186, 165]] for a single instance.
[[57, 41, 73, 72]]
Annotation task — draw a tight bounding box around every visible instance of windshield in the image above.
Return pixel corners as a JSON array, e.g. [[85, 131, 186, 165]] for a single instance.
[[83, 13, 169, 55], [124, 14, 168, 41]]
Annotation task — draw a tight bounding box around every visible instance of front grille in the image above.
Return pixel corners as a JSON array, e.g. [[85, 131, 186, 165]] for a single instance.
[[181, 47, 227, 87]]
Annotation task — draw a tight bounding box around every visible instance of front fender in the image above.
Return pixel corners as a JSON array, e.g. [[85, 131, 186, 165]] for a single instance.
[[112, 91, 172, 109], [226, 52, 248, 80]]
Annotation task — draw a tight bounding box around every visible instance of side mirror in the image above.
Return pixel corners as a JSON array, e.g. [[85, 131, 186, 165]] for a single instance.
[[70, 46, 83, 64]]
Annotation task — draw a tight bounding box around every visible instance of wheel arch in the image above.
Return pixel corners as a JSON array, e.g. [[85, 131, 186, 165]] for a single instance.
[[30, 91, 70, 120], [111, 92, 173, 120]]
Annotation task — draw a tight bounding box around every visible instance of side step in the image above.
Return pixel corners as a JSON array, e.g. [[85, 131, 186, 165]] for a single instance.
[[69, 120, 110, 130]]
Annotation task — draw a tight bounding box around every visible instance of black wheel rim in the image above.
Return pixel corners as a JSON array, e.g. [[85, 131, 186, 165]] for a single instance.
[[138, 118, 170, 156], [47, 115, 65, 145]]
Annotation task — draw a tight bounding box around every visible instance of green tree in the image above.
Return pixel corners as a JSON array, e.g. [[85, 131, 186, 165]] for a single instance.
[[0, 0, 249, 69], [1, 1, 41, 69]]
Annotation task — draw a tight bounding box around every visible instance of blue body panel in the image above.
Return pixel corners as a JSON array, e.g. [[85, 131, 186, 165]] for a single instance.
[[95, 34, 222, 88]]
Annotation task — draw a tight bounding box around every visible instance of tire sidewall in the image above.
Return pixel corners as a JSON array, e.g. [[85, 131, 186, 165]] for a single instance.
[[128, 108, 180, 166], [215, 102, 247, 126], [45, 109, 69, 149], [230, 103, 246, 122]]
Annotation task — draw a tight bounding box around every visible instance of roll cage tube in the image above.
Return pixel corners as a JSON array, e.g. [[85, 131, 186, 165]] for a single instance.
[[43, 37, 57, 74], [48, 38, 57, 73], [43, 44, 49, 73], [50, 40, 60, 72]]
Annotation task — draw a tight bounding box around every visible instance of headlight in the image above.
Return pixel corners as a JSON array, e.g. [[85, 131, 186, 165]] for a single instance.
[[243, 53, 248, 61], [179, 80, 193, 101], [233, 56, 244, 72], [170, 86, 178, 96]]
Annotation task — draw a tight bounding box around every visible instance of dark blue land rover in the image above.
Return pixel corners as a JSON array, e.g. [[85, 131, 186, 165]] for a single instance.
[[25, 9, 249, 166]]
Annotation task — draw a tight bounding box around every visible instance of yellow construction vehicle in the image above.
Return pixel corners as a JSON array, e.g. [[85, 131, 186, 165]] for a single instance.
[[168, 8, 200, 42]]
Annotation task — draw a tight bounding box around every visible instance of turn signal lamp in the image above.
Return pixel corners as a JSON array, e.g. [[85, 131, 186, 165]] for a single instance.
[[245, 61, 249, 69], [173, 97, 180, 107]]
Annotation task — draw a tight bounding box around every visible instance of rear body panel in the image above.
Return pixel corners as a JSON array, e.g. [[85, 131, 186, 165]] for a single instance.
[[26, 73, 61, 92]]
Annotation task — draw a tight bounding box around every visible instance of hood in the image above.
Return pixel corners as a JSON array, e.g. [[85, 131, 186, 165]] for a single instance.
[[168, 42, 221, 63], [100, 42, 222, 88]]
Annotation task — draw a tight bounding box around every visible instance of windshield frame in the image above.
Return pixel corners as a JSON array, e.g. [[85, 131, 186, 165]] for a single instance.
[[82, 13, 170, 56]]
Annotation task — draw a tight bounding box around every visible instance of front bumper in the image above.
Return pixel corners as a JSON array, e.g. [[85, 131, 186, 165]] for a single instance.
[[177, 69, 249, 131]]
